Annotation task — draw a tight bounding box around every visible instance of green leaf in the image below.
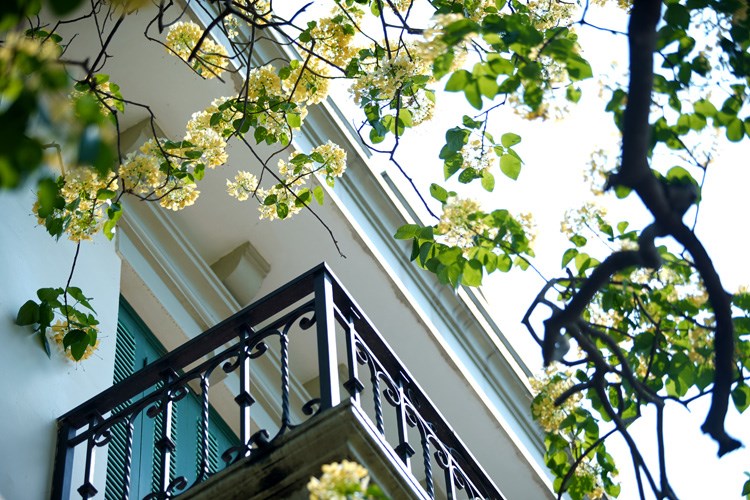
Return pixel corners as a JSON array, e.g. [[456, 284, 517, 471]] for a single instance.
[[445, 70, 471, 91], [63, 329, 87, 349], [561, 248, 579, 268], [566, 85, 582, 103], [464, 82, 483, 109], [49, 0, 85, 16], [727, 118, 744, 142], [497, 254, 512, 272], [254, 126, 267, 144], [96, 189, 116, 200], [664, 3, 691, 29], [276, 203, 289, 219], [570, 235, 587, 247], [458, 168, 477, 184], [481, 171, 495, 192], [67, 287, 95, 313], [430, 183, 449, 203], [103, 203, 122, 240], [16, 300, 40, 326], [395, 224, 421, 239], [693, 99, 717, 118], [37, 287, 63, 302], [313, 185, 325, 205], [445, 128, 469, 152], [462, 115, 483, 129], [462, 260, 483, 286], [500, 133, 521, 148], [39, 332, 51, 358], [287, 112, 302, 129], [499, 154, 521, 180], [732, 383, 750, 413], [478, 76, 498, 99]]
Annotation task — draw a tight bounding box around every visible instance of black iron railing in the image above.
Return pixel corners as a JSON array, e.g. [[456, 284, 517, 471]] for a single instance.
[[51, 264, 504, 499]]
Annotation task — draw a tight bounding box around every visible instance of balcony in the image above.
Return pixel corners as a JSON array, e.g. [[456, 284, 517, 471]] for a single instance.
[[51, 264, 504, 499]]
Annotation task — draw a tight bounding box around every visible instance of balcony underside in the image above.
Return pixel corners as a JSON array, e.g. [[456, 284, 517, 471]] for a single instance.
[[183, 401, 427, 500]]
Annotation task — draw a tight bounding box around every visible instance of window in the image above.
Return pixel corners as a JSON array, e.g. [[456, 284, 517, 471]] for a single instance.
[[104, 300, 237, 499]]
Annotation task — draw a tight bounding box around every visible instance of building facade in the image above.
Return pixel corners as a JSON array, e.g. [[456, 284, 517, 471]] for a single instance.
[[0, 4, 552, 499]]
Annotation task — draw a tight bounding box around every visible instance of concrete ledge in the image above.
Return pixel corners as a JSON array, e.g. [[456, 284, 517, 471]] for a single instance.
[[182, 401, 428, 500]]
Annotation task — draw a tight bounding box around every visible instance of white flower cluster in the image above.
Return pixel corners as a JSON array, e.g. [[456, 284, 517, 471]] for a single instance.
[[436, 197, 495, 250], [34, 166, 119, 241], [349, 46, 435, 125], [307, 460, 370, 500], [226, 171, 259, 202], [529, 364, 582, 433], [244, 64, 310, 138], [460, 138, 495, 173], [305, 7, 362, 68], [165, 21, 229, 79], [227, 141, 346, 221]]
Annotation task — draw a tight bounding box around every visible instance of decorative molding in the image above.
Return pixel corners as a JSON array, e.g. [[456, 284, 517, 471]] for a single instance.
[[211, 241, 271, 306]]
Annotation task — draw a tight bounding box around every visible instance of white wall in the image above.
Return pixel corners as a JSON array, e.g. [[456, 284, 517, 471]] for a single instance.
[[0, 185, 121, 499]]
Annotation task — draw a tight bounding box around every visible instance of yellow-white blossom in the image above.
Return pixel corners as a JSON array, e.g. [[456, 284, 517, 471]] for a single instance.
[[156, 177, 199, 211], [307, 460, 370, 500], [312, 141, 347, 179], [529, 364, 581, 433], [226, 171, 259, 201], [282, 62, 330, 106], [34, 166, 119, 241], [185, 127, 228, 168], [436, 197, 494, 250], [460, 139, 495, 173], [256, 185, 304, 220], [70, 80, 120, 115], [119, 151, 162, 195], [245, 64, 283, 100], [349, 48, 431, 106], [49, 320, 100, 362], [306, 10, 362, 67], [165, 21, 228, 79]]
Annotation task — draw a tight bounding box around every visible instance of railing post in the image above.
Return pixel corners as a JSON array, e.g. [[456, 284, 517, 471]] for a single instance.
[[394, 373, 415, 469], [50, 419, 75, 500], [77, 415, 100, 499], [155, 370, 177, 495], [236, 326, 254, 457], [314, 268, 340, 410], [343, 308, 365, 404]]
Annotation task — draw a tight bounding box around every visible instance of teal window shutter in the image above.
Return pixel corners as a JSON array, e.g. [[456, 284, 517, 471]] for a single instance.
[[104, 299, 238, 499]]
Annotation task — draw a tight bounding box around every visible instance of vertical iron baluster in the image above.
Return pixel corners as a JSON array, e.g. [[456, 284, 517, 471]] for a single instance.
[[51, 419, 75, 500], [120, 420, 135, 500], [443, 457, 456, 500], [371, 367, 385, 435], [154, 371, 176, 496], [196, 375, 211, 482], [394, 375, 415, 469], [280, 330, 291, 428], [421, 432, 434, 499], [313, 269, 340, 410], [235, 327, 254, 456], [343, 308, 364, 403], [77, 415, 99, 499]]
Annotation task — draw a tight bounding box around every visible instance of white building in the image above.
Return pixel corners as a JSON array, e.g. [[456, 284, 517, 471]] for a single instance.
[[0, 4, 552, 499]]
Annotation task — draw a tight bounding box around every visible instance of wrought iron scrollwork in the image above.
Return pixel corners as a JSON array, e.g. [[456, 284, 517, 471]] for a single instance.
[[51, 267, 503, 500]]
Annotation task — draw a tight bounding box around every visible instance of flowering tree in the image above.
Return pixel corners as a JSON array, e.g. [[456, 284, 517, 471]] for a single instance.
[[2, 0, 750, 498]]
